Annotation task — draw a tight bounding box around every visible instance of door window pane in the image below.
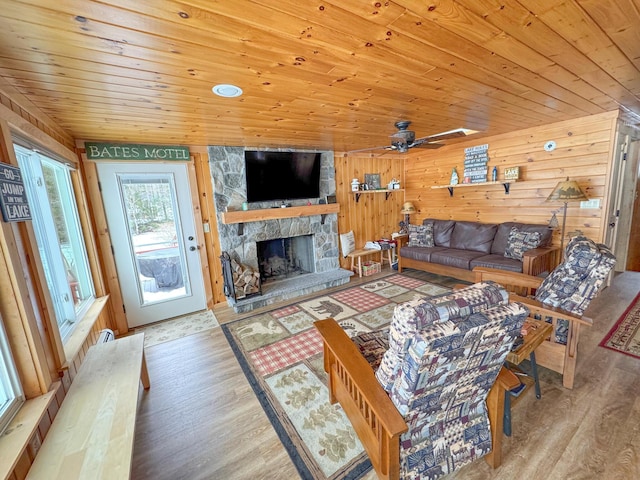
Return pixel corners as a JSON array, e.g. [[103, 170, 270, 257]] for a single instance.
[[14, 144, 95, 341], [119, 174, 190, 305]]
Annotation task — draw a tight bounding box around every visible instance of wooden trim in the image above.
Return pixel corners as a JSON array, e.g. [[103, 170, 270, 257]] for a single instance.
[[0, 119, 52, 398], [80, 157, 128, 335], [72, 160, 107, 297], [62, 296, 109, 366], [0, 386, 58, 480], [221, 204, 340, 224], [187, 158, 214, 309], [193, 152, 225, 305], [599, 113, 625, 245], [0, 101, 76, 165]]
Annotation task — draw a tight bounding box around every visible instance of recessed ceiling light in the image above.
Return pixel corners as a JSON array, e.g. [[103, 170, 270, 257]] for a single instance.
[[212, 84, 243, 97]]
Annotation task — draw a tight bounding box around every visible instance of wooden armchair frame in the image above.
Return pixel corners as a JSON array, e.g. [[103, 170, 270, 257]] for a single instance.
[[473, 267, 593, 389], [314, 318, 520, 480]]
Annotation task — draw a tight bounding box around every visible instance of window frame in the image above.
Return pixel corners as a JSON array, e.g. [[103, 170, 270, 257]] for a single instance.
[[0, 314, 24, 435], [13, 143, 96, 343]]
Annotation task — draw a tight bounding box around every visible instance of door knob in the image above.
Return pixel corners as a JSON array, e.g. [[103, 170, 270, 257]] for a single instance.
[[609, 222, 616, 228], [188, 236, 194, 241], [189, 246, 196, 251]]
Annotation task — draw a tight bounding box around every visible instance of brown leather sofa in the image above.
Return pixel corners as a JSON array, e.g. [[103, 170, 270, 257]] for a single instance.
[[398, 219, 560, 282]]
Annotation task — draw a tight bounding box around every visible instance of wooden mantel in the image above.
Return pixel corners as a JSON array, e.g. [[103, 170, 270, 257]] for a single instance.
[[221, 203, 340, 225]]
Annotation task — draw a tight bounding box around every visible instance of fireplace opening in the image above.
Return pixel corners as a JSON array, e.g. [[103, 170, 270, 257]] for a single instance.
[[257, 235, 314, 283]]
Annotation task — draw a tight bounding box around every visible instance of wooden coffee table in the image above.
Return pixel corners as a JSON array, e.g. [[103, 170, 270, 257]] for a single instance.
[[503, 318, 553, 435]]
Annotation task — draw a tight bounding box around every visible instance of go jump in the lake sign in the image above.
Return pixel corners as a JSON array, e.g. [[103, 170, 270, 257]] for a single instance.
[[85, 142, 190, 161], [0, 164, 31, 222]]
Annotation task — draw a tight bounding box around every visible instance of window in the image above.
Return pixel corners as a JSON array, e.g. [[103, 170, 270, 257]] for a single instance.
[[0, 317, 23, 435], [13, 144, 95, 342]]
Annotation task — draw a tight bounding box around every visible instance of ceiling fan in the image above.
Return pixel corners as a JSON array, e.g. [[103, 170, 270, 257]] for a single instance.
[[349, 121, 477, 154]]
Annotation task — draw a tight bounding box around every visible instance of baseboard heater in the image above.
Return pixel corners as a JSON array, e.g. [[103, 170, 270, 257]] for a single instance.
[[97, 328, 115, 343]]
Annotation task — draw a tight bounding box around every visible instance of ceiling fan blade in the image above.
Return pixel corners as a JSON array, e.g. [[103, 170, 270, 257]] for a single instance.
[[416, 128, 477, 143], [413, 142, 445, 149], [346, 145, 394, 154]]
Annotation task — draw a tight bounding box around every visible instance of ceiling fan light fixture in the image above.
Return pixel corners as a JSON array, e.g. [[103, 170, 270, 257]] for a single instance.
[[212, 84, 243, 97]]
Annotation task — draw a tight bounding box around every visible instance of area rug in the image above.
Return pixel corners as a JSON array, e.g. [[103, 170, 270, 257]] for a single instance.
[[600, 291, 640, 359], [222, 273, 450, 480], [135, 309, 219, 347]]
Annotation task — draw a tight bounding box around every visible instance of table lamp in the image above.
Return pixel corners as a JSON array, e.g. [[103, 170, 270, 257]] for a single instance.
[[545, 178, 588, 255], [399, 202, 416, 234]]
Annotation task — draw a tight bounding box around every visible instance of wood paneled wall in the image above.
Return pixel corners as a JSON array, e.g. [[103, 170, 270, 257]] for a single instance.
[[400, 111, 620, 246], [334, 153, 405, 269], [334, 111, 621, 266]]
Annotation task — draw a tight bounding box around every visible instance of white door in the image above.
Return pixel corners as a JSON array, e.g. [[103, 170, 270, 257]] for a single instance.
[[97, 162, 206, 327]]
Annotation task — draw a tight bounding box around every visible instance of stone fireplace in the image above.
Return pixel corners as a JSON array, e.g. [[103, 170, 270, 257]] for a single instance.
[[257, 235, 314, 282], [208, 146, 352, 312]]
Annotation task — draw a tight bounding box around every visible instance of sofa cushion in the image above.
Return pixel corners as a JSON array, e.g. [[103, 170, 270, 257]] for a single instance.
[[534, 235, 616, 316], [504, 227, 542, 260], [470, 254, 524, 272], [430, 248, 487, 270], [423, 219, 456, 247], [399, 245, 448, 262], [375, 281, 509, 392], [389, 301, 529, 416], [407, 223, 434, 247], [492, 222, 553, 255], [449, 221, 497, 253]]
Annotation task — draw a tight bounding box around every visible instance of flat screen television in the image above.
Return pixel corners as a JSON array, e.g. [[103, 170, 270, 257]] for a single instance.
[[245, 150, 321, 202]]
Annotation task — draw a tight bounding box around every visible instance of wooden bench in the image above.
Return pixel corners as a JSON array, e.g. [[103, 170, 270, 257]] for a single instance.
[[26, 333, 150, 480], [347, 248, 392, 277]]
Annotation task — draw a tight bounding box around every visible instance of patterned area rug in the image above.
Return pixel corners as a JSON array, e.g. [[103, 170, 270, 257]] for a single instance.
[[222, 273, 450, 480], [135, 310, 219, 347], [600, 291, 640, 359]]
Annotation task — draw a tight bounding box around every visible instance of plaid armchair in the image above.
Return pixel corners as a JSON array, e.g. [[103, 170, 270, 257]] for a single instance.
[[474, 235, 616, 388], [315, 281, 529, 480]]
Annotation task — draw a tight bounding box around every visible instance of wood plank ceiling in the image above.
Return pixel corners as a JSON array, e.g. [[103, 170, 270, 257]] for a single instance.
[[0, 0, 638, 151]]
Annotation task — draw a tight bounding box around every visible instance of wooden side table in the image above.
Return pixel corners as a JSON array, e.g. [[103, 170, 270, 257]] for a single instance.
[[379, 246, 394, 267], [503, 319, 553, 436]]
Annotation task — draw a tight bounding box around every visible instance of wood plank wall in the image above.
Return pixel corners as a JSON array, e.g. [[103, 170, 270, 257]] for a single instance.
[[333, 153, 405, 269], [338, 112, 618, 253]]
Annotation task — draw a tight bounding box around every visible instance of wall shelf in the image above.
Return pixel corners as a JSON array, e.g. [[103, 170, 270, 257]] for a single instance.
[[431, 180, 519, 197], [353, 188, 404, 203], [221, 203, 339, 234]]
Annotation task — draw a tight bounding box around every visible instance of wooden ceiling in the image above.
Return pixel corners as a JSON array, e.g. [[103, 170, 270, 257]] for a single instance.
[[0, 0, 639, 152]]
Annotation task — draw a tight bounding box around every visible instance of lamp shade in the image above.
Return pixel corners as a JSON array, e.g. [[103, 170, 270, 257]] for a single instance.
[[546, 179, 588, 202], [400, 202, 416, 214]]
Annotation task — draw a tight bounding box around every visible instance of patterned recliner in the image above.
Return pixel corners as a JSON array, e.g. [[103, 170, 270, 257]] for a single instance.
[[534, 235, 616, 343], [353, 282, 529, 480]]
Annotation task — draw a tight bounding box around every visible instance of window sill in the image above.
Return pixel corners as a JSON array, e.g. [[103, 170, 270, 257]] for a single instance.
[[63, 295, 109, 366], [0, 384, 58, 479]]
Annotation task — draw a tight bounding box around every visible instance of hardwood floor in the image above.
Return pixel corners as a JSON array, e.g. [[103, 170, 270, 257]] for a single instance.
[[132, 269, 640, 480]]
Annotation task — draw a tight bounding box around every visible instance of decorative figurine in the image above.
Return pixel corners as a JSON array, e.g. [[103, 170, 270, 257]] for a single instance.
[[450, 167, 459, 185]]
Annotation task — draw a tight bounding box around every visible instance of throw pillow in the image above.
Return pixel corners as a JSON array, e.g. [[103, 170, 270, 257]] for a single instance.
[[339, 230, 356, 257], [407, 223, 434, 247], [504, 227, 542, 260]]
